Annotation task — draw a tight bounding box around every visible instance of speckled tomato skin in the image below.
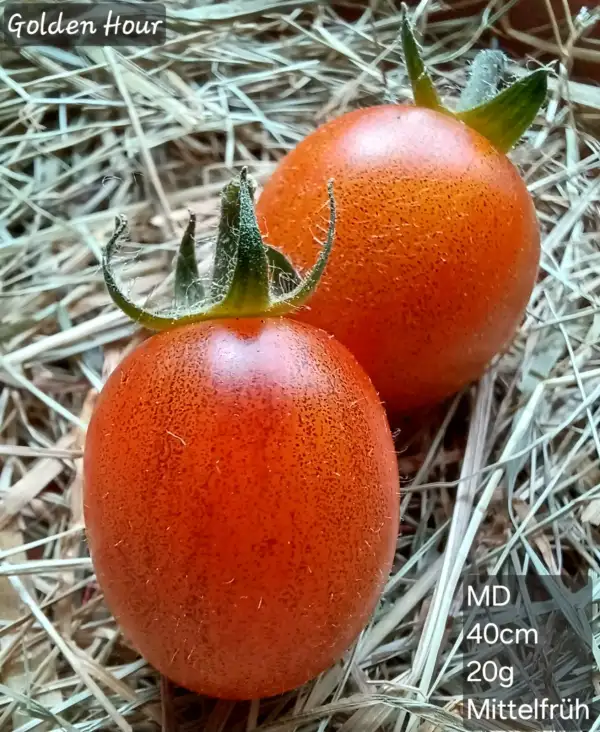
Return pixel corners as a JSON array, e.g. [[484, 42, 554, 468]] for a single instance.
[[83, 318, 399, 700], [256, 105, 540, 414]]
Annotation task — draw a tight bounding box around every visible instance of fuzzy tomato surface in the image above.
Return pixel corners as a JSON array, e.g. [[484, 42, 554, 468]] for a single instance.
[[84, 318, 399, 700], [256, 105, 540, 414]]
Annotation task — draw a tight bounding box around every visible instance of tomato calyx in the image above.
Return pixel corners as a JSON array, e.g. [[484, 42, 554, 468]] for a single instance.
[[401, 3, 548, 152], [102, 168, 336, 331]]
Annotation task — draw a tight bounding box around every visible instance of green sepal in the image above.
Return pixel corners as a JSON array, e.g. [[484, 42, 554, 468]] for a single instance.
[[267, 180, 335, 315], [101, 169, 337, 331], [266, 245, 302, 296], [211, 174, 301, 299], [400, 4, 443, 113], [456, 69, 548, 152], [399, 5, 548, 153], [211, 174, 257, 300], [457, 50, 506, 112], [174, 213, 205, 307], [215, 168, 271, 314], [102, 216, 187, 330]]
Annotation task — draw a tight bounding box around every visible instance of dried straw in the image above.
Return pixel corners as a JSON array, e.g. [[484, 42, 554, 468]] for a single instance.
[[0, 0, 599, 730]]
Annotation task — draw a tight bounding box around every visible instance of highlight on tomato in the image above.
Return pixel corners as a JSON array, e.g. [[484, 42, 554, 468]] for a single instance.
[[256, 5, 548, 416], [83, 169, 400, 700]]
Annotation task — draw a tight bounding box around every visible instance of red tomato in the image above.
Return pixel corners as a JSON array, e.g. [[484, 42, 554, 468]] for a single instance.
[[256, 105, 540, 414], [84, 318, 399, 699]]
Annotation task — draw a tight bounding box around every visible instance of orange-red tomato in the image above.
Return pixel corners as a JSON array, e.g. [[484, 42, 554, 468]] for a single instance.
[[84, 318, 399, 700], [256, 105, 540, 414]]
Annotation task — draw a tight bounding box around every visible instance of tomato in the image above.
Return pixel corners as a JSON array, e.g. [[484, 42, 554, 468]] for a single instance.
[[84, 171, 400, 699], [256, 104, 540, 415]]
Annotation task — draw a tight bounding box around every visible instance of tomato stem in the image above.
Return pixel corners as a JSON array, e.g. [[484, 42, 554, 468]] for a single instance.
[[457, 50, 506, 112], [400, 4, 548, 153], [101, 168, 337, 331]]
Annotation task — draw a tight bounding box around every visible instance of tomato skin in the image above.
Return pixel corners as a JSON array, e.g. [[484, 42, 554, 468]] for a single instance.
[[83, 318, 399, 700], [256, 105, 540, 414]]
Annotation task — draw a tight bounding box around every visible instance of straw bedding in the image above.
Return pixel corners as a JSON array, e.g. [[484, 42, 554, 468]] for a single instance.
[[0, 1, 599, 730]]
